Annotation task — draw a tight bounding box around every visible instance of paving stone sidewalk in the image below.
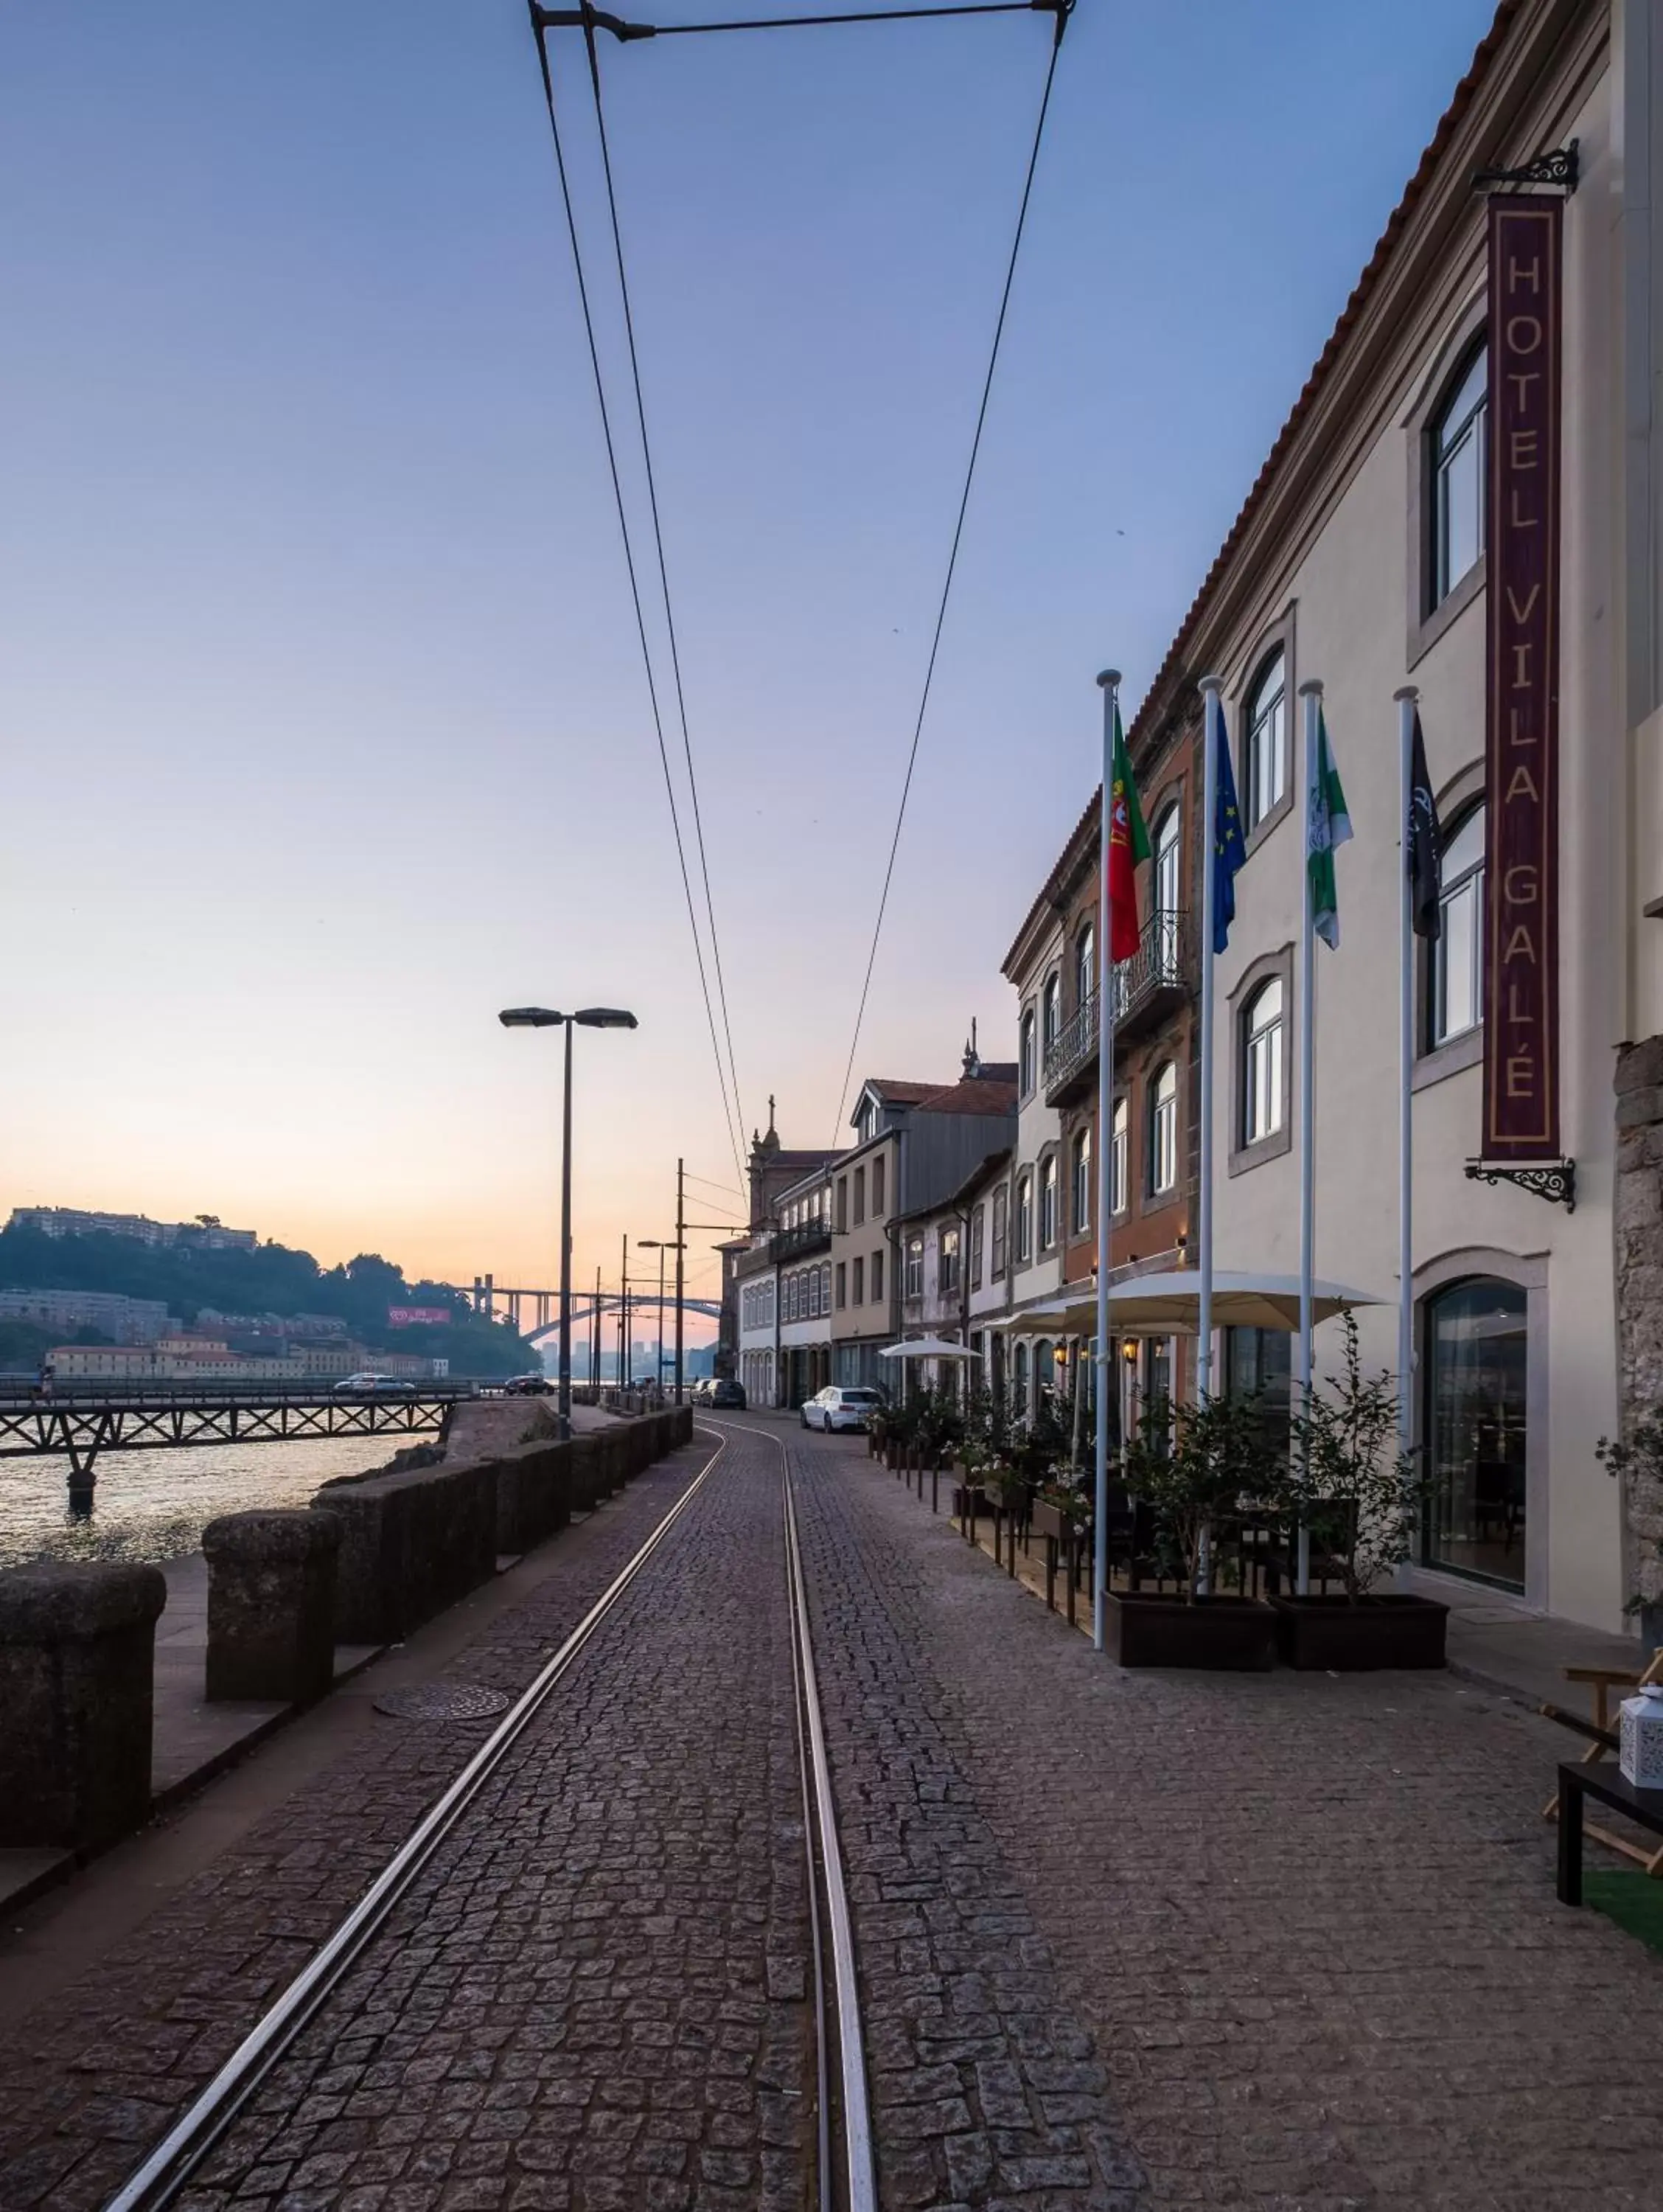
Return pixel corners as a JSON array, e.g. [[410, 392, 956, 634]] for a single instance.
[[795, 1427, 1663, 2211]]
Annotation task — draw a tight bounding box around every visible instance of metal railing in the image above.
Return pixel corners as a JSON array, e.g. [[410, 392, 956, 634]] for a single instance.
[[1042, 909, 1193, 1100], [771, 1220, 832, 1263]]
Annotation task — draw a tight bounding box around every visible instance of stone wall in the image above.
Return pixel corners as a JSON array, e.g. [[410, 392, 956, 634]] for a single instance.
[[1615, 1036, 1663, 1620]]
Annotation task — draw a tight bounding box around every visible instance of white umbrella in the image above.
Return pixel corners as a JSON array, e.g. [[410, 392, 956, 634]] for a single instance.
[[1107, 1269, 1385, 1335], [878, 1336, 979, 1360]]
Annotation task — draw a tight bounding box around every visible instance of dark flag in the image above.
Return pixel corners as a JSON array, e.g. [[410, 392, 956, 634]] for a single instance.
[[1212, 695, 1247, 954], [1406, 709, 1443, 939]]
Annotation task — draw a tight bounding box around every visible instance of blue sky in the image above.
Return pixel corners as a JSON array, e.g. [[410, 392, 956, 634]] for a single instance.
[[0, 0, 1498, 1301]]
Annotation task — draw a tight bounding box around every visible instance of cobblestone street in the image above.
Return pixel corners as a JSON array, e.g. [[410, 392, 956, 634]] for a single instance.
[[3, 1419, 1663, 2211]]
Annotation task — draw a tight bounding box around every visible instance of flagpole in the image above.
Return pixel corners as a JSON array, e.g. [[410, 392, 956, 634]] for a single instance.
[[1395, 684, 1419, 1587], [1296, 678, 1323, 1598], [1093, 668, 1120, 1654], [1196, 677, 1224, 1407]]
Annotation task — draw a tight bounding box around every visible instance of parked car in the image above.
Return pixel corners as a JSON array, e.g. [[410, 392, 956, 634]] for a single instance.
[[709, 1377, 747, 1409], [333, 1371, 417, 1396], [801, 1385, 882, 1433], [503, 1373, 553, 1395]]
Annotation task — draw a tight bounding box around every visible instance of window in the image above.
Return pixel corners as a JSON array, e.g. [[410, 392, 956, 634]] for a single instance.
[[821, 1263, 831, 1312], [991, 1187, 1008, 1279], [1149, 1062, 1177, 1195], [851, 1256, 864, 1305], [1016, 1173, 1033, 1264], [1242, 977, 1285, 1144], [1014, 1340, 1029, 1418], [1042, 973, 1061, 1054], [809, 1268, 821, 1318], [1035, 1339, 1055, 1401], [940, 1226, 961, 1296], [1244, 649, 1287, 832], [970, 1203, 985, 1288], [835, 1261, 846, 1308], [1153, 803, 1180, 922], [904, 1235, 924, 1300], [1423, 1277, 1526, 1590], [1039, 1154, 1059, 1250], [871, 1154, 886, 1216], [1019, 1009, 1036, 1098], [1075, 921, 1095, 1012], [836, 1176, 848, 1233], [853, 1166, 866, 1226], [871, 1249, 884, 1303], [1072, 1127, 1092, 1235], [1430, 805, 1485, 1047], [1111, 1096, 1128, 1214], [1432, 341, 1487, 608]]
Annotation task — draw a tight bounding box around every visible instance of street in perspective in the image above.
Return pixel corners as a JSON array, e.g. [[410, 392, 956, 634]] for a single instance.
[[4, 1, 1663, 2207]]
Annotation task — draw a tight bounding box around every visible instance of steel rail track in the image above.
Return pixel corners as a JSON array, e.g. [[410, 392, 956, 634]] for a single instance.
[[103, 1429, 731, 2212]]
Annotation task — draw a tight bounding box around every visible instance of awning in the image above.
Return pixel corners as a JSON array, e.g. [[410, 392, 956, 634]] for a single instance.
[[986, 1271, 1385, 1338], [877, 1335, 980, 1360]]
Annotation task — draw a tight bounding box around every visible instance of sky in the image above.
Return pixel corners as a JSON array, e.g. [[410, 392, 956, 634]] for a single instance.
[[0, 0, 1500, 1312]]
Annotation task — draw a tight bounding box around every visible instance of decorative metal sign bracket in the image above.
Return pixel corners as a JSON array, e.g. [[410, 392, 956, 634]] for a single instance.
[[1464, 1157, 1577, 1212], [1474, 139, 1578, 195]]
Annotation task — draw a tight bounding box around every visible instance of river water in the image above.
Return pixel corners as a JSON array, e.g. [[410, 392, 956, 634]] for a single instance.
[[0, 1436, 399, 1570]]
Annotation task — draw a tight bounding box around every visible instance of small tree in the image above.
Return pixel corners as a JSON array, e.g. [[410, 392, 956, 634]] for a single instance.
[[1286, 1314, 1423, 1601], [1123, 1390, 1279, 1601]]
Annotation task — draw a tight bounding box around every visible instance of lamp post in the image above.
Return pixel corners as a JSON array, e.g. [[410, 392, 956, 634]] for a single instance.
[[498, 1004, 637, 1436], [638, 1239, 685, 1404]]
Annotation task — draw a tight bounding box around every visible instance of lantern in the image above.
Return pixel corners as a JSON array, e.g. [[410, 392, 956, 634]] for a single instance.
[[1619, 1680, 1663, 1790]]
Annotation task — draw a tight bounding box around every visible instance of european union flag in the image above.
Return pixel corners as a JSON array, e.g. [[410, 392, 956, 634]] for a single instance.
[[1211, 695, 1247, 954]]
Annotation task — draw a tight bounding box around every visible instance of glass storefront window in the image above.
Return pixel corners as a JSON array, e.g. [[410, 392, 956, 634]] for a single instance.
[[1423, 1278, 1527, 1589]]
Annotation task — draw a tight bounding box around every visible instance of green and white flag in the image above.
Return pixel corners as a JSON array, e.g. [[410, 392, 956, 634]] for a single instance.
[[1305, 708, 1352, 949]]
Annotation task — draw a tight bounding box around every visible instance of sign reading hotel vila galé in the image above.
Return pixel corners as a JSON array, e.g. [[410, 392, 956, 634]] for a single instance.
[[1482, 194, 1562, 1161]]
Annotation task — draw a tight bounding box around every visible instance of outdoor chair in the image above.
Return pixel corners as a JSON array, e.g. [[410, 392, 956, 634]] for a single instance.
[[1541, 1643, 1663, 1875]]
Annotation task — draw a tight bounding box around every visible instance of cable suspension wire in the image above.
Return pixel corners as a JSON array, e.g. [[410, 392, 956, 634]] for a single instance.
[[580, 17, 750, 1158], [526, 14, 747, 1184], [827, 14, 1067, 1145]]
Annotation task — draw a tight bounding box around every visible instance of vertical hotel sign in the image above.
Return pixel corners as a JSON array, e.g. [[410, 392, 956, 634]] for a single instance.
[[1482, 194, 1562, 1161]]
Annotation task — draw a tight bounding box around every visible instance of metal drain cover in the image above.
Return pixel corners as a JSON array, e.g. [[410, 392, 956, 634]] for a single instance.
[[374, 1682, 511, 1722]]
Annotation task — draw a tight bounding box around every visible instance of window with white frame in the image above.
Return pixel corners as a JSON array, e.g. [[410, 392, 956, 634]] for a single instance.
[[1042, 973, 1061, 1054], [1149, 1062, 1178, 1195], [1016, 1174, 1033, 1265], [1244, 649, 1286, 832], [1432, 341, 1487, 608], [1039, 1155, 1058, 1249], [1075, 920, 1095, 1012], [939, 1226, 961, 1296], [970, 1203, 985, 1288], [821, 1262, 832, 1312], [1430, 804, 1485, 1047], [904, 1235, 924, 1300], [1153, 803, 1180, 923], [991, 1187, 1008, 1278], [1019, 1010, 1036, 1099], [1111, 1096, 1129, 1214], [1072, 1126, 1091, 1235], [1242, 976, 1285, 1144]]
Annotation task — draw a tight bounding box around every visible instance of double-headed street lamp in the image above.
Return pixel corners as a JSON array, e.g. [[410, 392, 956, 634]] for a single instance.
[[498, 1005, 637, 1436], [637, 1238, 686, 1402]]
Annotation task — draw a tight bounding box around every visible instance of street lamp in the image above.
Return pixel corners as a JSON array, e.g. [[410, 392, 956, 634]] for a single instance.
[[498, 1005, 637, 1435], [637, 1239, 686, 1404]]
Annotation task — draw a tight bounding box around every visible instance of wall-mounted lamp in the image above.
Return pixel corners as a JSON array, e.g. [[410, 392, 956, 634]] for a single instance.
[[1175, 1228, 1189, 1259], [1122, 1338, 1139, 1366]]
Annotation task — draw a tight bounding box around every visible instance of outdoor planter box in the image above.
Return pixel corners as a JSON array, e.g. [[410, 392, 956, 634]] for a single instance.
[[952, 1484, 990, 1520], [1107, 1592, 1276, 1671], [1030, 1500, 1089, 1547], [1271, 1593, 1449, 1671]]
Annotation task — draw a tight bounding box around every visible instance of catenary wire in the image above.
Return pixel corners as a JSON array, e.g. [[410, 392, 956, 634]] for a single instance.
[[527, 14, 747, 1183], [579, 18, 750, 1158], [828, 11, 1068, 1144]]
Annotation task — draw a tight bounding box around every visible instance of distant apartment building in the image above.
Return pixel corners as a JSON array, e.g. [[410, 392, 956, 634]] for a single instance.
[[0, 1287, 175, 1344], [720, 1110, 842, 1385], [9, 1207, 259, 1251], [43, 1333, 400, 1382]]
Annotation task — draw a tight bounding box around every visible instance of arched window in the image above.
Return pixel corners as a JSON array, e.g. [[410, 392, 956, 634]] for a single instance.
[[1042, 972, 1061, 1054], [1014, 1340, 1030, 1417], [1075, 921, 1095, 1011], [1153, 804, 1181, 921], [1432, 341, 1487, 606], [1431, 804, 1485, 1047], [1039, 1152, 1059, 1248], [1072, 1125, 1092, 1234], [1035, 1339, 1056, 1401], [1243, 977, 1285, 1144], [1111, 1096, 1129, 1214], [1424, 1276, 1526, 1588], [1149, 1062, 1178, 1194], [1016, 1173, 1033, 1265], [1019, 1009, 1036, 1098], [1244, 649, 1287, 832]]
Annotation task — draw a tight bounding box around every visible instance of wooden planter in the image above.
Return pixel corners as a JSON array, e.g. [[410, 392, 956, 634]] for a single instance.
[[1270, 1593, 1448, 1671], [1031, 1500, 1090, 1546], [1107, 1593, 1276, 1671], [952, 1484, 990, 1522]]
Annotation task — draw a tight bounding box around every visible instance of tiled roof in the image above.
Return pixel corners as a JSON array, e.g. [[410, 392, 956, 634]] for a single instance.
[[862, 1079, 942, 1104], [913, 1077, 1018, 1117]]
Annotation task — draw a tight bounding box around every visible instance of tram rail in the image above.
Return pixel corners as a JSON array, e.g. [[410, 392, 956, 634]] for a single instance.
[[102, 1416, 877, 2212]]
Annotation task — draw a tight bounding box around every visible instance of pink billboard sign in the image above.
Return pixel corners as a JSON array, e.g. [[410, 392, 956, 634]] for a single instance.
[[387, 1306, 450, 1328]]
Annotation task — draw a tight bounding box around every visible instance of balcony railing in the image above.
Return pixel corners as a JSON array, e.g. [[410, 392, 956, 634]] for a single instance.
[[771, 1219, 832, 1263], [1042, 909, 1194, 1104]]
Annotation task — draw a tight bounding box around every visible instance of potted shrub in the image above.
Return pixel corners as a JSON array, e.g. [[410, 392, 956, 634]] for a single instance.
[[1272, 1316, 1446, 1669], [1031, 1468, 1092, 1546], [1597, 1413, 1663, 1652], [1109, 1391, 1278, 1669]]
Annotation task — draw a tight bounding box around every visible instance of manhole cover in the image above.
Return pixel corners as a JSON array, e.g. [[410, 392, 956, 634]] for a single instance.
[[374, 1682, 511, 1722]]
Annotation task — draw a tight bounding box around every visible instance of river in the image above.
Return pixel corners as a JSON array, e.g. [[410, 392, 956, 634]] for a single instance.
[[0, 1436, 402, 1570]]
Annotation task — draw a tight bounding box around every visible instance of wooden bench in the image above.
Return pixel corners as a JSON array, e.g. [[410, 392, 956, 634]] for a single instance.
[[1556, 1761, 1663, 1905]]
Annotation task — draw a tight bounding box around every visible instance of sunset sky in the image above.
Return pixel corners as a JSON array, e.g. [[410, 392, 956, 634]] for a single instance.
[[0, 0, 1496, 1308]]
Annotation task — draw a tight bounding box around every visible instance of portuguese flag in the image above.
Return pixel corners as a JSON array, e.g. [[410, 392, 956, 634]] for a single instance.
[[1106, 705, 1151, 961]]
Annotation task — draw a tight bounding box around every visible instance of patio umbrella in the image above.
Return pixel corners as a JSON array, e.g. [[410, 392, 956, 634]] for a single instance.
[[878, 1336, 980, 1360], [988, 1273, 1384, 1337]]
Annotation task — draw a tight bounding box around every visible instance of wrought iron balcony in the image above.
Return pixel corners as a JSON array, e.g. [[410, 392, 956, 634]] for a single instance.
[[1042, 909, 1194, 1106], [770, 1219, 832, 1263]]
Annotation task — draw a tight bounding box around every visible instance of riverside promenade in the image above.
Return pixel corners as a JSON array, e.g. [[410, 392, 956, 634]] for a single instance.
[[2, 1418, 1662, 2210]]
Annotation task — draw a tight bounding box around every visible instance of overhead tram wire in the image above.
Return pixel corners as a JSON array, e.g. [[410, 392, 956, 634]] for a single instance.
[[827, 0, 1072, 1142], [579, 15, 748, 1155], [526, 12, 748, 1185], [533, 1, 1062, 41]]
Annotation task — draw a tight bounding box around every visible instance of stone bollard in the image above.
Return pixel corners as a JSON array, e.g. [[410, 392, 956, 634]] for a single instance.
[[0, 1562, 167, 1850], [203, 1510, 341, 1706]]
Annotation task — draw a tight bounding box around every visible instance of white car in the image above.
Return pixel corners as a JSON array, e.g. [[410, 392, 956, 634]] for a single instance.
[[800, 1385, 882, 1433], [333, 1371, 417, 1396]]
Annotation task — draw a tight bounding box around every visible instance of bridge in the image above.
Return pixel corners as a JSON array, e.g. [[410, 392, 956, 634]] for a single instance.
[[465, 1281, 722, 1338]]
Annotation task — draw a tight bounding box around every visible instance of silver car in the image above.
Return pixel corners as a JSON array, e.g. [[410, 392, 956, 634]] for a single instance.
[[801, 1385, 882, 1433]]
